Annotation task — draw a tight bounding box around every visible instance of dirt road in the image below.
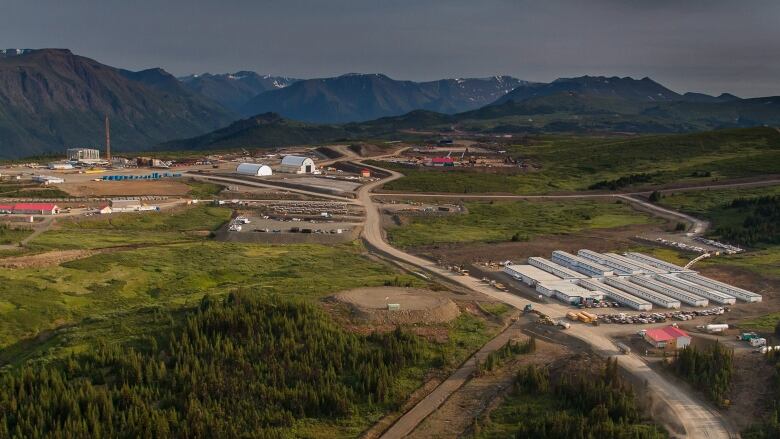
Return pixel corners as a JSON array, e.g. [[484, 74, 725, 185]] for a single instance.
[[357, 166, 736, 439]]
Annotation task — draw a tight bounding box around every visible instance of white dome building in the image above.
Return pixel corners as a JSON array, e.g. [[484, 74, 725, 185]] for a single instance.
[[236, 162, 273, 176], [279, 155, 316, 174]]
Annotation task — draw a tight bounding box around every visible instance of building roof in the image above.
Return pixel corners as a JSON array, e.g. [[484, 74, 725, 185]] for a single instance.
[[645, 326, 690, 342], [12, 203, 59, 211], [431, 157, 454, 164], [281, 155, 312, 166]]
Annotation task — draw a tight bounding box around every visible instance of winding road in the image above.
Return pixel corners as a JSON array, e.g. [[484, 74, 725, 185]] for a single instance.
[[357, 166, 736, 439]]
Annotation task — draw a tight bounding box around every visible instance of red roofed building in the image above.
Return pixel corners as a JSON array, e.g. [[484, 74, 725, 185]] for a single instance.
[[0, 203, 60, 215], [360, 168, 371, 178], [429, 157, 455, 167], [643, 326, 691, 350]]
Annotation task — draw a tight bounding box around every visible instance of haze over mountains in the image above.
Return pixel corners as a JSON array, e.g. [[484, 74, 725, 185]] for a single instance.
[[240, 74, 528, 123], [0, 48, 779, 158]]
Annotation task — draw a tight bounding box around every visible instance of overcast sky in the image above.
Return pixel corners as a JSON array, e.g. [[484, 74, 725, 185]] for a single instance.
[[1, 0, 778, 97]]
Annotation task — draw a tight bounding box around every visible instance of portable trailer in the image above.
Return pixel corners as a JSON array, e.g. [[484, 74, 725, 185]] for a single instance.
[[578, 278, 652, 311], [603, 276, 681, 309], [628, 276, 709, 307], [527, 257, 588, 279], [604, 253, 668, 275], [552, 250, 614, 277], [655, 274, 736, 305], [624, 252, 693, 273], [677, 272, 762, 303], [577, 249, 643, 275]]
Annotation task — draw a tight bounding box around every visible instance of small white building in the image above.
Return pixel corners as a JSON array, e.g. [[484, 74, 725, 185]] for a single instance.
[[32, 175, 65, 184], [236, 162, 273, 176], [48, 162, 74, 170], [279, 155, 316, 174]]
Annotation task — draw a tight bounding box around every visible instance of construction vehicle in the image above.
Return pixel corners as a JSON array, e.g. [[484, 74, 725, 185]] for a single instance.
[[581, 311, 598, 322], [577, 312, 593, 324], [566, 311, 579, 321], [738, 332, 759, 341]]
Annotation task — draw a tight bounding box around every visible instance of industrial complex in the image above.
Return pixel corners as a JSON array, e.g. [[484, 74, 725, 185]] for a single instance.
[[504, 249, 762, 311]]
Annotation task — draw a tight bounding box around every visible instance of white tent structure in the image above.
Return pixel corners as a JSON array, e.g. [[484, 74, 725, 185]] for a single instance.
[[236, 162, 273, 176], [279, 155, 316, 174]]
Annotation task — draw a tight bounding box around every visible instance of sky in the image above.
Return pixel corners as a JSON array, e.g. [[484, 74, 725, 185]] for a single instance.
[[1, 0, 779, 97]]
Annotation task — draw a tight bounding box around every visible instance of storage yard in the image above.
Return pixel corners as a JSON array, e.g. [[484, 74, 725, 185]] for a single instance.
[[504, 249, 762, 312]]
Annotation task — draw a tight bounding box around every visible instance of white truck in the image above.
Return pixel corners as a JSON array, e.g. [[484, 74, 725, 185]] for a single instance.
[[750, 337, 767, 348]]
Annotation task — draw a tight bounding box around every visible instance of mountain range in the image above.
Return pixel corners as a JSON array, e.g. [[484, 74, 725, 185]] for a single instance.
[[0, 49, 235, 158], [240, 74, 528, 123], [1, 48, 780, 159], [179, 72, 299, 112]]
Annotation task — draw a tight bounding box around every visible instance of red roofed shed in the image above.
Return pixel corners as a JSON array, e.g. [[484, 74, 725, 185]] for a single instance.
[[643, 326, 691, 349]]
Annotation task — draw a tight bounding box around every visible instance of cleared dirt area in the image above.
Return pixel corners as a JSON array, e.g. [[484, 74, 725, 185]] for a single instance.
[[333, 287, 460, 325], [0, 249, 98, 269], [410, 223, 662, 266], [59, 180, 192, 197]]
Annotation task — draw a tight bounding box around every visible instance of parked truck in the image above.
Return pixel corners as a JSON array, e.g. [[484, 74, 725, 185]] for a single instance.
[[705, 323, 729, 333], [738, 332, 759, 341], [566, 311, 579, 322], [750, 337, 767, 347]]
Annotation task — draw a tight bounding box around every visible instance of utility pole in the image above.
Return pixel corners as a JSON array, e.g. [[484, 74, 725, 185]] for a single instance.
[[105, 115, 111, 163]]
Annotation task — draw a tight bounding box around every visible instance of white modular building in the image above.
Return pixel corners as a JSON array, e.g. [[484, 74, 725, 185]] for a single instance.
[[677, 272, 762, 303], [655, 274, 736, 305], [603, 276, 681, 309], [236, 162, 273, 176], [551, 250, 614, 277], [527, 257, 588, 279], [536, 280, 603, 305], [32, 175, 65, 184], [66, 148, 101, 163], [624, 252, 693, 273], [577, 249, 643, 275], [503, 264, 564, 286], [279, 155, 316, 174], [604, 253, 667, 275], [578, 278, 652, 311], [48, 162, 74, 170], [629, 276, 709, 307]]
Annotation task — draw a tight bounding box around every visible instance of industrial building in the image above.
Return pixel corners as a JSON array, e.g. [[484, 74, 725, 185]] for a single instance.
[[552, 250, 614, 277], [678, 272, 762, 303], [236, 162, 273, 176], [603, 276, 681, 309], [502, 249, 756, 310], [624, 252, 693, 273], [604, 253, 667, 275], [655, 274, 737, 305], [66, 148, 101, 163], [527, 257, 588, 279], [536, 281, 604, 305], [503, 264, 565, 286], [577, 249, 642, 275], [0, 203, 60, 215], [578, 278, 653, 310], [644, 326, 691, 350], [629, 276, 709, 307], [48, 162, 74, 170], [32, 175, 64, 184], [279, 155, 316, 174]]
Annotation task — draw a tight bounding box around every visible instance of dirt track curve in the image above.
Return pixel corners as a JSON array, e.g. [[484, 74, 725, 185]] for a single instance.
[[358, 166, 736, 439]]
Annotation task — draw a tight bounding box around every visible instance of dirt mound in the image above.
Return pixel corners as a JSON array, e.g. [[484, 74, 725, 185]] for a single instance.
[[333, 287, 460, 325], [0, 249, 98, 269]]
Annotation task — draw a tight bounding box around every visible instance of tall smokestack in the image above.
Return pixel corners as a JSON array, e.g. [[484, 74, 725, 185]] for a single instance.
[[105, 115, 111, 162]]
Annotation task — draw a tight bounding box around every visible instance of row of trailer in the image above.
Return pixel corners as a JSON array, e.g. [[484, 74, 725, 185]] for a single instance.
[[503, 249, 761, 311]]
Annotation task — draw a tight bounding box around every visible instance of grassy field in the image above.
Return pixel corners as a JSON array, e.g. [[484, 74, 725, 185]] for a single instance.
[[27, 205, 231, 250], [376, 127, 780, 194], [0, 224, 33, 245], [659, 186, 780, 217], [186, 179, 225, 199], [388, 199, 656, 247]]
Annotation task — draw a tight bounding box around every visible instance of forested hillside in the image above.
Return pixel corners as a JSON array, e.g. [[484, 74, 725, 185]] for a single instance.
[[0, 293, 430, 438]]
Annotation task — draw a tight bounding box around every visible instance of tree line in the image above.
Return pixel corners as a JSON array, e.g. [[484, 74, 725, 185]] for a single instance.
[[588, 173, 656, 191], [742, 350, 780, 438], [714, 195, 780, 246], [474, 358, 666, 438], [0, 293, 429, 438], [670, 343, 734, 406]]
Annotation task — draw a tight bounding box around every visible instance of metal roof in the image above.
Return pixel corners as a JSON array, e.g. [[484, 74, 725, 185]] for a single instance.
[[281, 155, 312, 166]]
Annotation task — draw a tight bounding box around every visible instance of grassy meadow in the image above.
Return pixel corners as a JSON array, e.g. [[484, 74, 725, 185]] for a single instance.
[[376, 127, 780, 194], [388, 199, 656, 247]]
